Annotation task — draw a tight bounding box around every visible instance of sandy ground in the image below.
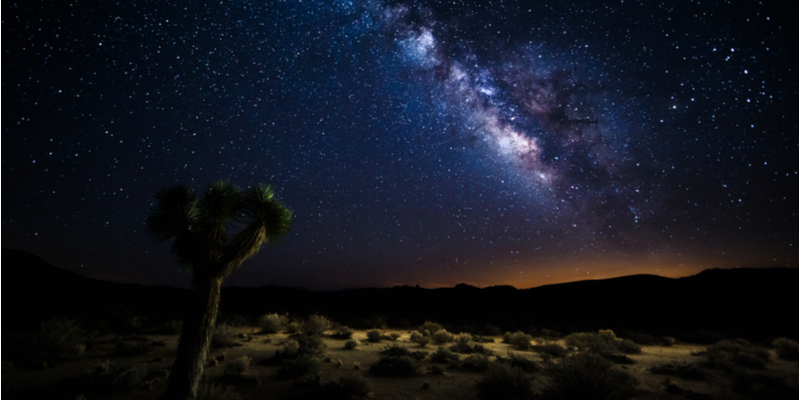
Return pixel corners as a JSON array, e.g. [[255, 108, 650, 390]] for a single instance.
[[2, 327, 797, 399]]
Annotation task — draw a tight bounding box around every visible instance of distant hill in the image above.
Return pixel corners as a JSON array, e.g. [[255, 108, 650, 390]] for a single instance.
[[2, 249, 797, 341]]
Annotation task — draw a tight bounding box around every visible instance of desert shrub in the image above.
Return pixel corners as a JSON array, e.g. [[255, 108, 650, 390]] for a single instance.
[[432, 330, 454, 344], [418, 321, 444, 335], [505, 331, 534, 350], [366, 330, 383, 343], [472, 335, 495, 343], [331, 325, 354, 339], [162, 320, 183, 334], [224, 356, 251, 376], [36, 317, 89, 361], [430, 347, 460, 364], [538, 353, 637, 400], [497, 352, 538, 373], [282, 340, 301, 356], [462, 353, 491, 371], [410, 331, 432, 347], [196, 381, 242, 400], [706, 340, 771, 371], [614, 339, 642, 354], [285, 321, 302, 334], [598, 329, 617, 341], [344, 339, 359, 350], [475, 364, 534, 400], [211, 324, 239, 348], [389, 333, 401, 341], [258, 313, 286, 334], [564, 332, 639, 355], [533, 343, 568, 359], [328, 372, 372, 397], [277, 355, 321, 380], [771, 338, 798, 360], [113, 365, 147, 389], [370, 355, 420, 376], [379, 345, 427, 360], [303, 315, 332, 336], [296, 334, 325, 355]]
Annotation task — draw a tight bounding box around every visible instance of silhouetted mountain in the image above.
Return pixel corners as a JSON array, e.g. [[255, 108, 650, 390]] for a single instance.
[[3, 249, 797, 341]]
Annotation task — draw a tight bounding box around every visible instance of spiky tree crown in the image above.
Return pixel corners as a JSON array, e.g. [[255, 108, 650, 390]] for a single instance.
[[145, 181, 291, 285]]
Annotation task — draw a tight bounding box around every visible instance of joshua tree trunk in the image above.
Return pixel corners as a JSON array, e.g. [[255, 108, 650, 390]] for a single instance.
[[163, 276, 223, 400]]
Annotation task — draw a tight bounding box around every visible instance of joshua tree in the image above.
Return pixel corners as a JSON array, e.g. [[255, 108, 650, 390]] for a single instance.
[[146, 181, 291, 399]]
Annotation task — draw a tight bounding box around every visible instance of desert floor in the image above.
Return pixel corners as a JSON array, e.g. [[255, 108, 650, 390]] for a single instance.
[[2, 326, 797, 400]]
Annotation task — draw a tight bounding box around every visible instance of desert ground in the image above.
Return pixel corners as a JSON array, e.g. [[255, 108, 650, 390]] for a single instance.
[[2, 318, 797, 400]]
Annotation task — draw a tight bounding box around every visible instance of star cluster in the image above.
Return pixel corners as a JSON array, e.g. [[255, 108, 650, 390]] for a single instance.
[[3, 0, 796, 289]]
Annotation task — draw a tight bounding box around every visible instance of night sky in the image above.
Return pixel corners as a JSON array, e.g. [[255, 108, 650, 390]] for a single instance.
[[3, 0, 797, 290]]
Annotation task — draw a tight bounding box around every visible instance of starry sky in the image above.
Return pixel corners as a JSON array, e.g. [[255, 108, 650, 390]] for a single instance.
[[3, 0, 797, 290]]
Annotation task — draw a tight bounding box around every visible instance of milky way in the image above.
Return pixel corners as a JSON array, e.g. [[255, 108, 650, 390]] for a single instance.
[[3, 0, 797, 289]]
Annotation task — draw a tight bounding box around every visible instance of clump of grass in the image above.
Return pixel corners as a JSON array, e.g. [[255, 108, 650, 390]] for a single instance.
[[475, 364, 534, 400], [366, 330, 383, 343], [410, 331, 432, 347], [223, 356, 251, 376], [36, 317, 89, 361], [538, 353, 637, 400], [344, 339, 359, 350], [211, 324, 239, 348], [771, 337, 798, 361], [504, 331, 534, 350], [258, 313, 286, 334], [302, 315, 332, 336]]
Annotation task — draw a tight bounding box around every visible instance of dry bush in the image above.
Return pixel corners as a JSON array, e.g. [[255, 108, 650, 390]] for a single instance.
[[430, 347, 460, 364], [331, 325, 354, 339], [432, 330, 455, 344], [705, 340, 771, 371], [538, 353, 637, 400], [475, 364, 534, 400], [258, 313, 286, 334], [366, 329, 382, 343], [461, 353, 491, 371], [36, 317, 89, 361], [211, 324, 239, 348], [418, 321, 444, 335], [504, 331, 534, 350], [303, 315, 332, 336], [410, 331, 432, 347], [344, 339, 359, 350]]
